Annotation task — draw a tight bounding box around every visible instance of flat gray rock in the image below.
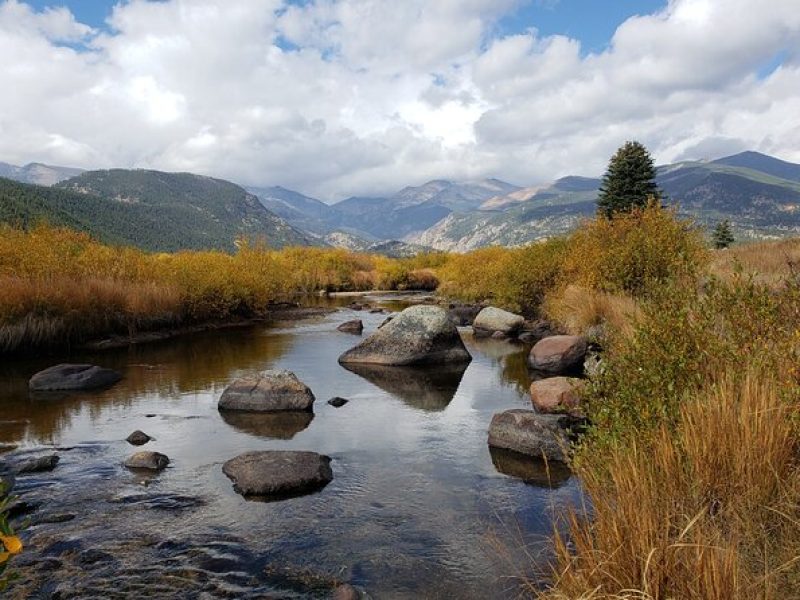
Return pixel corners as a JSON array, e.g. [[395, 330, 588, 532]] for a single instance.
[[222, 451, 332, 499], [488, 409, 582, 462], [338, 305, 471, 366], [218, 370, 315, 412], [29, 364, 122, 392], [124, 451, 169, 471]]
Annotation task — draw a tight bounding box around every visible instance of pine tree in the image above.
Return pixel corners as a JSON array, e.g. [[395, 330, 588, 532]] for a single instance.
[[712, 220, 735, 249], [597, 141, 662, 218]]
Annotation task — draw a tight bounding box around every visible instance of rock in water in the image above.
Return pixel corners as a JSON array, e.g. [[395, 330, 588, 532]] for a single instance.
[[472, 307, 525, 337], [126, 430, 153, 446], [327, 397, 349, 408], [222, 451, 332, 498], [528, 335, 587, 374], [15, 454, 59, 474], [338, 305, 471, 366], [488, 409, 583, 462], [29, 364, 122, 391], [124, 451, 169, 471], [218, 370, 315, 412], [530, 377, 584, 413], [337, 319, 364, 335]]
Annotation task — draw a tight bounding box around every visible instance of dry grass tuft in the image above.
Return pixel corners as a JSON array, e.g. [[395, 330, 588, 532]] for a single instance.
[[538, 369, 800, 600], [543, 285, 641, 340]]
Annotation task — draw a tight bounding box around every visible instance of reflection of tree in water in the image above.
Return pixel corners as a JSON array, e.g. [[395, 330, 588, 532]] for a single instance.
[[489, 446, 572, 488], [219, 410, 313, 440], [341, 363, 468, 411], [0, 325, 294, 443]]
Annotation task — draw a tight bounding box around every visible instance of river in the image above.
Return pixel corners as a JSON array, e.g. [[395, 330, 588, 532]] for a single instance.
[[0, 295, 580, 599]]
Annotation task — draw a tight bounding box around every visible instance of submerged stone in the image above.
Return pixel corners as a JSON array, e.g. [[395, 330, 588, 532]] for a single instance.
[[16, 454, 60, 474], [29, 364, 122, 392]]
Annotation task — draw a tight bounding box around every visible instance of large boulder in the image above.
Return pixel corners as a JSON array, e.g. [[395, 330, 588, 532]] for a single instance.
[[218, 370, 315, 412], [222, 451, 332, 498], [530, 377, 584, 414], [338, 305, 471, 366], [472, 307, 525, 337], [29, 364, 122, 392], [529, 335, 587, 374], [488, 409, 584, 462]]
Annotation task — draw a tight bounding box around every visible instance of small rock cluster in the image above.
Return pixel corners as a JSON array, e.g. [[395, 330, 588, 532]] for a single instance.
[[477, 305, 594, 466]]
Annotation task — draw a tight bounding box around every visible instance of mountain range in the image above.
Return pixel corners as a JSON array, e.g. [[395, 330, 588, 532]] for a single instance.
[[1, 150, 799, 253]]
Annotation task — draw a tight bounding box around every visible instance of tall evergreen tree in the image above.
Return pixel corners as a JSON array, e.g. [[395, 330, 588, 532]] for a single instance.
[[597, 141, 662, 218], [712, 219, 735, 249]]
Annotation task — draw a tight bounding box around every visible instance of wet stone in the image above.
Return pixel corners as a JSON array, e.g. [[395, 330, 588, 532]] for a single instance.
[[29, 363, 122, 392], [126, 430, 153, 446], [337, 319, 364, 335], [31, 513, 77, 525], [222, 451, 333, 499], [328, 397, 349, 408], [16, 454, 59, 474], [124, 451, 170, 471]]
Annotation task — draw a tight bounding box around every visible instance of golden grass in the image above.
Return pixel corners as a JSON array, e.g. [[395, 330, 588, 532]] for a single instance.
[[710, 237, 800, 287], [0, 225, 450, 353], [542, 285, 641, 340], [538, 369, 800, 600], [0, 276, 183, 353]]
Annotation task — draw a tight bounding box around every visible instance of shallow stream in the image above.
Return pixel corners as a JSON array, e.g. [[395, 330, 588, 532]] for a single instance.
[[0, 295, 580, 599]]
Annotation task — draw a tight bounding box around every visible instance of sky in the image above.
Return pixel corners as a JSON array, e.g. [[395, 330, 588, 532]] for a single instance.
[[1, 0, 799, 201]]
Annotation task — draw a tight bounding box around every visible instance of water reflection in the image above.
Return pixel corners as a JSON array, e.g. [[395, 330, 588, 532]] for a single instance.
[[219, 410, 314, 440], [465, 334, 532, 396], [0, 327, 295, 444], [340, 362, 468, 411], [489, 446, 572, 489]]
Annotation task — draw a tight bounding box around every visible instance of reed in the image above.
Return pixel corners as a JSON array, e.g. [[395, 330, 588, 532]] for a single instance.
[[539, 369, 800, 600]]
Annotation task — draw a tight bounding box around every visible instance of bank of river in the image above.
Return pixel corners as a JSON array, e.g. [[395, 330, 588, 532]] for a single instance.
[[0, 295, 581, 599]]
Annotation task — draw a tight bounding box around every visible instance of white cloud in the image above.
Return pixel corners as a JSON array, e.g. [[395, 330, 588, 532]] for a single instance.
[[0, 0, 798, 200]]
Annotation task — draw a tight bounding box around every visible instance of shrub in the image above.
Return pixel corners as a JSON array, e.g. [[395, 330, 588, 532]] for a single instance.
[[561, 204, 707, 296], [437, 240, 567, 315]]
